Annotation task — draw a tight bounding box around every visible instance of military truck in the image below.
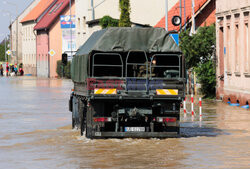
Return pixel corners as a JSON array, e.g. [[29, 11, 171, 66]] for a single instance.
[[69, 27, 185, 138]]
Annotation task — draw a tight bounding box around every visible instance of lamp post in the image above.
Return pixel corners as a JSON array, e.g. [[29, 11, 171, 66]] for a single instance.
[[70, 0, 72, 59], [3, 1, 18, 65]]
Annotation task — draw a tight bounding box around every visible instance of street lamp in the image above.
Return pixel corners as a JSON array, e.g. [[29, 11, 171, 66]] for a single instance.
[[3, 1, 18, 65]]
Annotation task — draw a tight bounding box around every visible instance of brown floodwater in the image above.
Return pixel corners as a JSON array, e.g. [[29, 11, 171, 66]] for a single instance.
[[0, 77, 250, 168]]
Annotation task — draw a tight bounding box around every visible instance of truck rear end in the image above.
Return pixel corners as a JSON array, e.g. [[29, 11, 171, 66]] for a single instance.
[[69, 28, 185, 138]]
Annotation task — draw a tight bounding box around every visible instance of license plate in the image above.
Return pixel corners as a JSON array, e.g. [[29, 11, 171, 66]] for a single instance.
[[125, 127, 145, 132]]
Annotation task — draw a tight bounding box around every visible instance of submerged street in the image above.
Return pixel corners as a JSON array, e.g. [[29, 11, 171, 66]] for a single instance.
[[0, 77, 250, 168]]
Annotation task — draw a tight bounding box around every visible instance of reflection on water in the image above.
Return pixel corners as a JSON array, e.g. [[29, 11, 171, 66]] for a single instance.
[[0, 77, 250, 168]]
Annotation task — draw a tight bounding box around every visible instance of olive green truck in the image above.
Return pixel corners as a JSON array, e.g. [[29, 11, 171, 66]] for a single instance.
[[69, 27, 185, 138]]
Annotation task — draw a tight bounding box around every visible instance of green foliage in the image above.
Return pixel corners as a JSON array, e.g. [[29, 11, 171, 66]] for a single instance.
[[56, 60, 71, 79], [180, 24, 215, 69], [119, 0, 131, 27], [194, 60, 216, 98], [0, 44, 6, 62], [99, 15, 119, 28], [180, 25, 216, 98]]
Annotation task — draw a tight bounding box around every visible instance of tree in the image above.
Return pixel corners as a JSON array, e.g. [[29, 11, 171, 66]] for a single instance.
[[119, 0, 131, 27], [179, 24, 216, 98], [180, 25, 215, 69], [99, 15, 119, 29], [0, 44, 5, 61]]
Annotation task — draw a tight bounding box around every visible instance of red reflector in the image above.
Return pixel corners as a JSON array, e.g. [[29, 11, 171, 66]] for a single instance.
[[93, 117, 111, 122], [163, 118, 176, 123], [157, 117, 176, 123]]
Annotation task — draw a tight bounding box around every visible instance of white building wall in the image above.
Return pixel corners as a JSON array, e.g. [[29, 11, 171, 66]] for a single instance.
[[216, 0, 250, 103], [22, 22, 37, 75], [75, 0, 89, 49], [76, 0, 178, 48], [9, 0, 40, 68]]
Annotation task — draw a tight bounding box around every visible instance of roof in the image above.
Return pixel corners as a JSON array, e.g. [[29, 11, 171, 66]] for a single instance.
[[72, 27, 181, 83], [154, 0, 209, 31], [76, 27, 181, 56], [21, 0, 56, 23], [34, 0, 70, 30]]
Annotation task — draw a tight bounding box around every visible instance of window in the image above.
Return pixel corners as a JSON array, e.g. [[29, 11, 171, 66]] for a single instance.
[[49, 2, 63, 14], [126, 51, 148, 77], [83, 16, 86, 31], [227, 25, 231, 72], [245, 23, 249, 73], [78, 18, 80, 29], [91, 53, 123, 77], [150, 54, 180, 78], [235, 24, 239, 72]]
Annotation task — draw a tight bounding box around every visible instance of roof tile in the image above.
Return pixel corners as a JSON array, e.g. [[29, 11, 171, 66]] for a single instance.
[[34, 0, 70, 30], [21, 0, 56, 23], [154, 0, 210, 31]]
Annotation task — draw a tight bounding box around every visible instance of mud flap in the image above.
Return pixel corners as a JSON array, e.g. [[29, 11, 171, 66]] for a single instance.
[[72, 96, 79, 129], [86, 104, 93, 138], [69, 94, 73, 112]]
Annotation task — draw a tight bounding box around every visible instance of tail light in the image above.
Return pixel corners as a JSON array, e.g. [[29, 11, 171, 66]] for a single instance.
[[93, 117, 112, 122], [157, 117, 176, 123]]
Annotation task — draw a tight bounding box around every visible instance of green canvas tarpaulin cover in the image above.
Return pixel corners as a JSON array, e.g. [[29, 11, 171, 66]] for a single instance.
[[71, 27, 182, 83]]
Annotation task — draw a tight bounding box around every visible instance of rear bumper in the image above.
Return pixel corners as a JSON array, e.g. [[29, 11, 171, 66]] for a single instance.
[[92, 131, 179, 138]]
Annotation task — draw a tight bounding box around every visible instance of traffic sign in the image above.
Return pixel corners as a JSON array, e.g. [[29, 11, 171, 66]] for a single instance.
[[170, 34, 179, 46], [49, 49, 56, 57], [6, 50, 11, 56]]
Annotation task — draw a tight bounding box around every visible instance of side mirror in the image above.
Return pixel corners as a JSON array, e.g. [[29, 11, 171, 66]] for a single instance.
[[172, 15, 182, 26]]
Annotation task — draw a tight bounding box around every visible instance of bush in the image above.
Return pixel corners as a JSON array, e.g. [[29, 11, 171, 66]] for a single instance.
[[194, 60, 216, 98], [56, 60, 71, 79], [99, 15, 119, 28]]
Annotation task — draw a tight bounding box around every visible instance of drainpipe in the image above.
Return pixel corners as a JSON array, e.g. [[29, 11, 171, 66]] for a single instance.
[[33, 24, 37, 76], [47, 29, 50, 78]]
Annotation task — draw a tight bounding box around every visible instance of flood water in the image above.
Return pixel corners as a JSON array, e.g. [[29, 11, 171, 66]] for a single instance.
[[0, 77, 250, 168]]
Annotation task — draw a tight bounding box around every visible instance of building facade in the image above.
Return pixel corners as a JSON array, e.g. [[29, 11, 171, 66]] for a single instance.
[[21, 0, 56, 75], [216, 0, 250, 105], [155, 0, 215, 31], [75, 0, 178, 49], [34, 0, 75, 78], [9, 0, 40, 66]]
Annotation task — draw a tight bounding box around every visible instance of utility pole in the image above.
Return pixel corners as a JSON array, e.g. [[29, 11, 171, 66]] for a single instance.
[[70, 0, 72, 59], [184, 0, 186, 30], [180, 0, 182, 31], [165, 0, 168, 31], [91, 0, 95, 20]]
